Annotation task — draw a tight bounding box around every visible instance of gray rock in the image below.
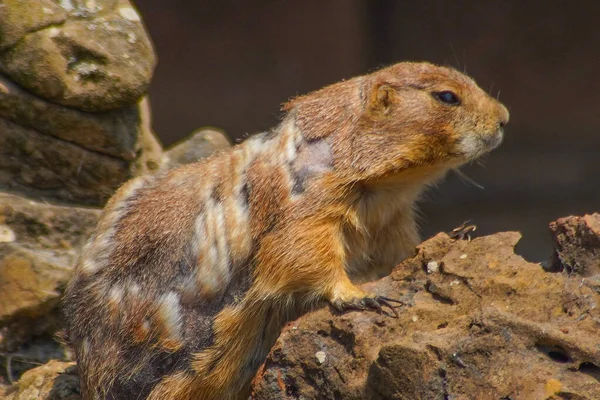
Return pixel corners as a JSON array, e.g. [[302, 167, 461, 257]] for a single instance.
[[0, 192, 100, 352], [0, 0, 67, 50], [160, 128, 231, 170], [1, 360, 79, 400], [549, 214, 600, 277], [0, 0, 155, 112], [0, 116, 131, 206], [0, 74, 139, 160]]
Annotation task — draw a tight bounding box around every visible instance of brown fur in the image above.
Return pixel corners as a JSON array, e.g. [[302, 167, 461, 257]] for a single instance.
[[63, 62, 509, 399]]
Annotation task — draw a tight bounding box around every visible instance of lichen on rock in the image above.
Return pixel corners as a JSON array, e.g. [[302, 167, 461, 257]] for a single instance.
[[0, 0, 162, 206], [0, 0, 155, 112]]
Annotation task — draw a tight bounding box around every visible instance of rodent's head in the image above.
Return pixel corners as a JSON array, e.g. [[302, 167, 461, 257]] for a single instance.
[[287, 62, 509, 184]]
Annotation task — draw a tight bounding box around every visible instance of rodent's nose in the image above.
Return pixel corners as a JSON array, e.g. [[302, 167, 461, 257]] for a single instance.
[[498, 104, 510, 128]]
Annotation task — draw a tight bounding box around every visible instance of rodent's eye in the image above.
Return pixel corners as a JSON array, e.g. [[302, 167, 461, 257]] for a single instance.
[[433, 91, 461, 106]]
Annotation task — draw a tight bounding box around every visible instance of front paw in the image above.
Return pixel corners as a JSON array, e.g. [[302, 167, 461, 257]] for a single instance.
[[449, 220, 477, 241], [330, 294, 403, 318]]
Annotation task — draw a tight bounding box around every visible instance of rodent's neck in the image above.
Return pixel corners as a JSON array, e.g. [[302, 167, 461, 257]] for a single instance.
[[348, 165, 449, 231]]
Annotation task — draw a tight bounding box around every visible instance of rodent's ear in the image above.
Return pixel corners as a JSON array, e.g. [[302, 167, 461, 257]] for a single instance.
[[367, 83, 395, 117]]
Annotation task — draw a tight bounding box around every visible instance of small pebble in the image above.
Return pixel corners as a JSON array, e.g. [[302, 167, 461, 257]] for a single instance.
[[459, 254, 468, 259], [0, 225, 16, 243], [118, 7, 141, 22], [315, 351, 326, 365], [426, 261, 439, 274], [48, 27, 60, 38], [411, 315, 418, 322]]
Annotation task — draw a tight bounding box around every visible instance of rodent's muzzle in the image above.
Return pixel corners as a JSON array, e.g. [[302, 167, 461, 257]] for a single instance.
[[481, 128, 504, 151], [497, 103, 510, 130], [487, 103, 509, 151], [458, 102, 509, 159]]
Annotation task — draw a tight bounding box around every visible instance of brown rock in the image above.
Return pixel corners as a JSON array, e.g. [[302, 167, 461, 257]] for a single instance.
[[133, 97, 163, 175], [0, 73, 140, 160], [0, 116, 130, 206], [251, 232, 600, 399], [0, 337, 69, 387], [549, 213, 600, 277], [160, 128, 231, 170], [0, 192, 99, 351], [0, 0, 155, 112], [0, 81, 163, 205], [0, 0, 67, 50], [0, 0, 163, 206], [1, 360, 80, 400]]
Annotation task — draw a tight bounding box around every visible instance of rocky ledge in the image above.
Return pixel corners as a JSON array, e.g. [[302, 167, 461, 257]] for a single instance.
[[2, 214, 599, 399], [250, 217, 600, 399]]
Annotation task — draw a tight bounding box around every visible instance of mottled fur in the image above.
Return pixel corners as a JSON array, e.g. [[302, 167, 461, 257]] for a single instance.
[[63, 62, 509, 399]]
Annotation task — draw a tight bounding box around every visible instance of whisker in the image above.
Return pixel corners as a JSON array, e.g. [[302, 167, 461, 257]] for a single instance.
[[449, 42, 461, 70], [453, 168, 484, 190]]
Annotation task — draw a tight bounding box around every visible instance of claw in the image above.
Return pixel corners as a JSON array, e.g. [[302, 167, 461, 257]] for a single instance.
[[377, 296, 404, 305], [449, 220, 477, 241], [332, 295, 404, 318], [363, 297, 383, 311], [373, 296, 402, 318]]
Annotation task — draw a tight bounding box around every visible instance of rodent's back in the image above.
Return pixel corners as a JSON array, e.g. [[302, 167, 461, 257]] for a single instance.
[[64, 133, 267, 397], [64, 116, 320, 398]]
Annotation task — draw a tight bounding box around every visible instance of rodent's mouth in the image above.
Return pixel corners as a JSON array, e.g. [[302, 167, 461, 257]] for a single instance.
[[482, 129, 504, 150], [458, 129, 504, 159]]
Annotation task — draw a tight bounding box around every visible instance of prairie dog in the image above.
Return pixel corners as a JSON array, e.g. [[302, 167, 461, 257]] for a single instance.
[[63, 62, 509, 399]]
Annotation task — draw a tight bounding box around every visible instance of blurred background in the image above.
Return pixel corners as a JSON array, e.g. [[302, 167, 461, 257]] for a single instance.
[[135, 0, 600, 262]]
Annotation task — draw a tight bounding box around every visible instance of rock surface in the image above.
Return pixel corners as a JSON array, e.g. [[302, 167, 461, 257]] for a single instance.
[[0, 193, 100, 352], [0, 73, 140, 160], [549, 213, 600, 277], [1, 360, 79, 400], [0, 0, 162, 207], [3, 226, 600, 398], [160, 128, 231, 170], [0, 88, 162, 205], [0, 0, 155, 112], [0, 0, 164, 391], [251, 232, 600, 399]]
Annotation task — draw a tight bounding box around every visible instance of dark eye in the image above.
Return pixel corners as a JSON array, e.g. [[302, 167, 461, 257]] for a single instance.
[[434, 90, 460, 105]]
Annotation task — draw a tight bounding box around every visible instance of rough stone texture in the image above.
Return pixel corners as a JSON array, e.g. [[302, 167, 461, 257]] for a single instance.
[[0, 0, 68, 50], [160, 128, 231, 170], [1, 361, 80, 400], [0, 117, 131, 206], [0, 337, 69, 386], [0, 91, 162, 206], [134, 97, 163, 175], [0, 0, 162, 207], [0, 192, 100, 352], [3, 225, 600, 398], [0, 73, 139, 160], [549, 213, 600, 277], [0, 0, 162, 390], [251, 232, 600, 399], [0, 0, 156, 112]]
